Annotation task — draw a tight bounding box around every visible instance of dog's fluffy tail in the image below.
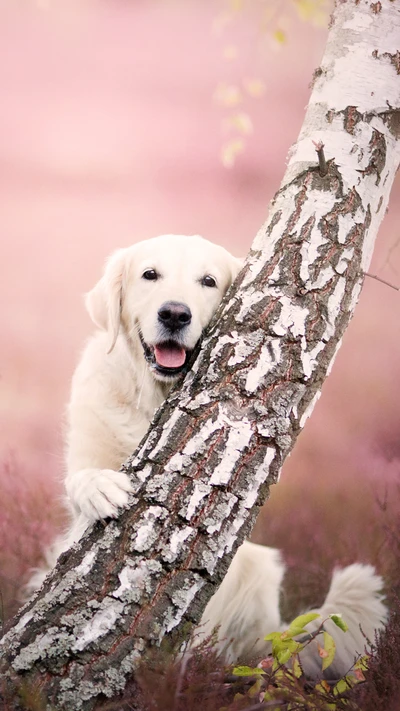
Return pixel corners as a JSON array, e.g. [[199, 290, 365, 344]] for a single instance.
[[296, 563, 388, 679], [194, 545, 387, 680]]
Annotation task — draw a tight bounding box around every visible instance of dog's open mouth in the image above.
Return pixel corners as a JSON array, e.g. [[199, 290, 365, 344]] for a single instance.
[[140, 333, 193, 377]]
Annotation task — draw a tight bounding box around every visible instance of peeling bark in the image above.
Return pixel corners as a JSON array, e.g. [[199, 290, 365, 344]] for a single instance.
[[1, 1, 400, 708]]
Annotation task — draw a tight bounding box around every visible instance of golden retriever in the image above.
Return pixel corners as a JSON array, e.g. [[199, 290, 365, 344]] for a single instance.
[[27, 234, 386, 675]]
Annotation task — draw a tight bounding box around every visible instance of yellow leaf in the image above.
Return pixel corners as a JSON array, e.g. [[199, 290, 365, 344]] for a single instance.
[[214, 83, 242, 107], [232, 665, 265, 677], [294, 0, 329, 26], [233, 692, 245, 701], [354, 655, 369, 671], [244, 78, 266, 98], [287, 612, 320, 637], [221, 139, 245, 167], [229, 0, 243, 11], [334, 678, 347, 695], [273, 29, 286, 45], [315, 679, 330, 693], [329, 614, 349, 632], [228, 112, 253, 135], [321, 632, 336, 671], [294, 0, 317, 20], [248, 677, 263, 698], [292, 656, 302, 678]]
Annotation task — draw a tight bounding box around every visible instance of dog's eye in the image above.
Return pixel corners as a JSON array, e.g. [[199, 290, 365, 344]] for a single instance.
[[142, 269, 158, 281], [201, 275, 217, 288]]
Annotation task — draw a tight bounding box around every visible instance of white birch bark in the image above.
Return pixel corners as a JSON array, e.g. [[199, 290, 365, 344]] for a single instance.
[[1, 1, 400, 708]]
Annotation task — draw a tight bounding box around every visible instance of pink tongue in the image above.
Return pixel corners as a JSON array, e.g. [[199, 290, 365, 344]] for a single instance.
[[154, 344, 186, 368]]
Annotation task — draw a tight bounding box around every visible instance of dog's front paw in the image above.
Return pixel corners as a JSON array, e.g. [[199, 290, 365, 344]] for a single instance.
[[65, 468, 133, 521]]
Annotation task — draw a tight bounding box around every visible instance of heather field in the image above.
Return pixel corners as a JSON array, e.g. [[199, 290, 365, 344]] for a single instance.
[[1, 0, 400, 666]]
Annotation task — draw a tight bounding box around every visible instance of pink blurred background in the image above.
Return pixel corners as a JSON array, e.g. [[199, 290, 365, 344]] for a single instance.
[[1, 0, 399, 616]]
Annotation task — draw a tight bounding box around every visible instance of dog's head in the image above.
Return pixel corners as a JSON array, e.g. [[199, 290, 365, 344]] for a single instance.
[[86, 234, 243, 382]]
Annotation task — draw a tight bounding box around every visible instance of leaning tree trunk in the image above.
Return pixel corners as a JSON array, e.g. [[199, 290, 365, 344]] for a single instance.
[[1, 1, 400, 709]]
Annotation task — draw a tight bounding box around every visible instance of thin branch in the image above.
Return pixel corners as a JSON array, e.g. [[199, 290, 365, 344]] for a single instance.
[[363, 271, 399, 291], [378, 233, 400, 274]]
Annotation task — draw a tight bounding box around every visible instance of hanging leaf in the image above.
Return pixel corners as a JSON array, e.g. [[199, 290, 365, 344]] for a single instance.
[[228, 0, 244, 12], [227, 112, 253, 135], [221, 138, 245, 167], [354, 655, 369, 671], [232, 665, 265, 677], [248, 677, 263, 697], [276, 646, 293, 665], [292, 656, 303, 678], [320, 631, 336, 671], [293, 0, 329, 26], [273, 28, 286, 45], [329, 613, 349, 632], [315, 679, 331, 693], [214, 83, 242, 107], [286, 612, 320, 637], [244, 78, 266, 98]]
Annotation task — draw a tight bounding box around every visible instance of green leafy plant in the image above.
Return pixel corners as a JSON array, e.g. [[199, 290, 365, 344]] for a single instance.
[[232, 612, 369, 710]]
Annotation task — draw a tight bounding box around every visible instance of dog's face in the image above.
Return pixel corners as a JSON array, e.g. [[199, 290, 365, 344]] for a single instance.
[[86, 234, 243, 382]]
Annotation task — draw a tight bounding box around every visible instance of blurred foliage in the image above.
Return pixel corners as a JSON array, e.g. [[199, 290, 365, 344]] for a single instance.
[[110, 610, 390, 711], [214, 0, 331, 166]]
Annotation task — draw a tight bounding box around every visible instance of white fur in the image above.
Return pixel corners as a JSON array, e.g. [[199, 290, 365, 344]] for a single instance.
[[26, 234, 242, 589], [66, 234, 242, 521], [296, 563, 388, 678], [196, 542, 285, 662], [26, 234, 387, 678]]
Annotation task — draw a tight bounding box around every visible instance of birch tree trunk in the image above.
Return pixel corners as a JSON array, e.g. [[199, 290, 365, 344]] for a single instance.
[[1, 1, 400, 708]]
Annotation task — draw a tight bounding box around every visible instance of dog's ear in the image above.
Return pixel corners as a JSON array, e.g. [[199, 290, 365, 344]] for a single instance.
[[85, 248, 128, 354]]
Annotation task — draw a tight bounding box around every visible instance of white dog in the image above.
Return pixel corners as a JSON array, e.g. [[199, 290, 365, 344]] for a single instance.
[[27, 234, 387, 677]]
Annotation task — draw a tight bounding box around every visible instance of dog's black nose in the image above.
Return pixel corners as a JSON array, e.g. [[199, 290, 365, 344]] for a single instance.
[[158, 301, 192, 331]]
